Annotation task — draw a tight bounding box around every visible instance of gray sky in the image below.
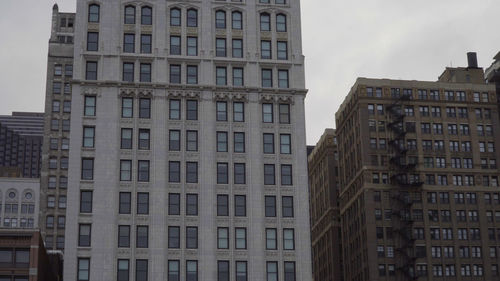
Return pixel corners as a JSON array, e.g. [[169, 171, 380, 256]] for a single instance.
[[1, 0, 499, 145]]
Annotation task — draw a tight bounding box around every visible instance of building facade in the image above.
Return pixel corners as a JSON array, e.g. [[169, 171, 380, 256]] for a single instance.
[[63, 0, 311, 280], [307, 129, 342, 281], [39, 4, 75, 250], [0, 178, 39, 229], [336, 70, 499, 280], [0, 112, 43, 178]]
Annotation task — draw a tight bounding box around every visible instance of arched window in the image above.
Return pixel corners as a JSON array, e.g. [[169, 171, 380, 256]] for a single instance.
[[215, 10, 226, 29], [170, 8, 181, 26], [276, 14, 286, 32], [232, 11, 242, 29], [88, 4, 100, 23], [187, 9, 198, 27], [124, 6, 135, 24], [260, 13, 270, 31], [141, 6, 152, 25]]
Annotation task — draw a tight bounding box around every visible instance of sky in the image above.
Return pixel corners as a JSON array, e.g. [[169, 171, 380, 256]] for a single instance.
[[1, 0, 499, 145]]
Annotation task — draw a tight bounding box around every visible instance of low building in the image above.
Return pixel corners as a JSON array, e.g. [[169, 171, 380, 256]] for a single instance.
[[0, 229, 62, 280], [0, 178, 39, 229]]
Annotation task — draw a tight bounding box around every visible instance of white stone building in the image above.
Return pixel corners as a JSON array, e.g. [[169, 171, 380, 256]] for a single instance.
[[0, 178, 39, 229], [64, 0, 311, 280]]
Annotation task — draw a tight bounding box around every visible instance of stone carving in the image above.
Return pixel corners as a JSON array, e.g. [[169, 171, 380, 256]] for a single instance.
[[168, 90, 200, 99]]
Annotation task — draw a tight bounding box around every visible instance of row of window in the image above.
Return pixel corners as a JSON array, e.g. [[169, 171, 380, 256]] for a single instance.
[[377, 263, 489, 278], [50, 119, 70, 132], [51, 100, 71, 113], [52, 82, 71, 95], [1, 217, 34, 228], [46, 195, 66, 209], [48, 175, 68, 189], [0, 203, 35, 214], [368, 104, 493, 117], [77, 258, 295, 281], [371, 170, 499, 187], [85, 61, 291, 88], [366, 87, 491, 102], [46, 215, 65, 229], [53, 64, 73, 77]]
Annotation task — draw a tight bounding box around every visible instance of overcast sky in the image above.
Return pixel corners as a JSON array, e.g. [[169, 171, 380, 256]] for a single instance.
[[1, 0, 499, 145]]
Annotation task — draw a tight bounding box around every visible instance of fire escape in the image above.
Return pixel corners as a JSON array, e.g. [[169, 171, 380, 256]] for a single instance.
[[386, 92, 423, 280]]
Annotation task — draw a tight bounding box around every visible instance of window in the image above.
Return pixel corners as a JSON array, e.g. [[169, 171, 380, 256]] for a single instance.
[[169, 161, 180, 182], [138, 160, 150, 182], [187, 100, 198, 120], [168, 260, 180, 281], [281, 165, 292, 185], [216, 38, 226, 57], [233, 67, 244, 86], [88, 4, 100, 22], [119, 192, 131, 214], [280, 134, 291, 154], [276, 14, 286, 32], [141, 6, 152, 25], [63, 100, 71, 112], [46, 215, 54, 228], [168, 193, 180, 215], [87, 32, 98, 51], [139, 63, 152, 82], [265, 196, 276, 217], [138, 129, 150, 149], [83, 126, 95, 148], [216, 10, 226, 28], [78, 258, 90, 281], [169, 130, 180, 151], [187, 37, 197, 56], [168, 226, 180, 248], [218, 227, 229, 249], [235, 228, 247, 249], [234, 163, 246, 184], [81, 158, 94, 180], [187, 261, 198, 281], [266, 229, 277, 250], [187, 9, 197, 27], [217, 162, 229, 184], [262, 69, 273, 87], [263, 133, 275, 154], [217, 101, 227, 121], [124, 5, 135, 24], [136, 226, 148, 248], [234, 195, 246, 216], [121, 128, 133, 149], [117, 259, 129, 281], [80, 191, 92, 213], [170, 8, 181, 26], [261, 40, 271, 59], [217, 195, 229, 216], [232, 11, 242, 29], [233, 102, 244, 121], [186, 194, 198, 215], [53, 82, 62, 94], [234, 132, 245, 153], [140, 34, 152, 53], [170, 36, 181, 55], [186, 227, 198, 249], [232, 39, 243, 58], [84, 96, 96, 116], [282, 196, 294, 217], [169, 99, 180, 119], [77, 224, 91, 247], [121, 97, 133, 118], [277, 41, 288, 60], [86, 61, 97, 80], [263, 103, 273, 123], [118, 225, 130, 247], [217, 132, 228, 152], [267, 262, 278, 281], [120, 160, 132, 181], [136, 260, 148, 281], [260, 13, 270, 31], [187, 130, 198, 151], [216, 66, 227, 85], [170, 64, 181, 83], [137, 193, 149, 214], [283, 229, 294, 250], [264, 164, 275, 185], [123, 34, 135, 53], [236, 261, 247, 281]]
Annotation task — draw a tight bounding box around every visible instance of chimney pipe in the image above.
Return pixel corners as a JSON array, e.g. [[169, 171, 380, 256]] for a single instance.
[[467, 52, 478, 68]]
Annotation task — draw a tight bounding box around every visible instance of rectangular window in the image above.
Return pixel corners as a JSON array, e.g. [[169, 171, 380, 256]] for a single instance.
[[234, 195, 246, 216], [278, 69, 289, 88], [266, 228, 277, 249], [137, 192, 149, 214], [216, 38, 226, 57], [136, 260, 148, 281], [235, 228, 247, 249], [138, 160, 150, 182], [234, 132, 245, 153], [169, 99, 180, 120], [217, 194, 229, 216], [277, 41, 288, 60], [84, 96, 96, 116], [136, 226, 148, 248], [236, 261, 247, 281], [169, 64, 181, 83], [282, 196, 294, 217], [80, 191, 93, 213], [186, 226, 198, 249], [118, 225, 130, 247], [263, 133, 274, 154], [264, 164, 275, 185], [168, 193, 180, 215], [186, 193, 198, 215], [117, 259, 129, 281], [186, 130, 198, 151], [216, 67, 227, 85], [217, 132, 228, 152], [267, 262, 278, 281], [186, 100, 198, 120], [218, 227, 229, 249], [233, 102, 244, 122], [261, 40, 271, 59], [169, 130, 180, 151], [121, 128, 133, 149], [232, 39, 243, 58], [169, 161, 180, 183], [265, 196, 276, 217], [263, 103, 273, 123], [168, 226, 180, 248], [83, 126, 95, 148], [122, 97, 133, 118], [140, 34, 152, 53], [234, 163, 246, 184], [78, 224, 91, 247], [120, 160, 132, 181], [186, 261, 198, 281], [283, 229, 294, 250], [123, 33, 135, 53], [217, 162, 229, 184], [138, 129, 150, 150], [81, 158, 94, 180], [233, 68, 244, 86], [218, 261, 229, 281], [78, 258, 90, 281], [170, 36, 181, 55], [119, 192, 131, 214], [262, 69, 272, 87], [284, 262, 296, 281], [168, 260, 180, 281], [139, 63, 151, 82], [86, 61, 97, 80], [280, 134, 291, 154], [87, 32, 99, 51], [187, 37, 198, 56], [217, 101, 228, 121], [281, 164, 292, 185], [187, 65, 198, 84]]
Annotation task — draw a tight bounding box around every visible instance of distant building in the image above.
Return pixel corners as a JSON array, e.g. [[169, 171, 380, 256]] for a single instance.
[[308, 129, 342, 281], [0, 177, 39, 229], [0, 112, 43, 178], [336, 54, 499, 280], [0, 229, 62, 281], [485, 51, 500, 105]]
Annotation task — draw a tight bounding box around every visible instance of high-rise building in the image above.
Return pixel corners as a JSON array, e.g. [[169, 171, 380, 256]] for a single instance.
[[485, 51, 500, 103], [0, 112, 44, 178], [307, 128, 343, 281], [63, 0, 311, 280], [336, 56, 499, 280], [39, 4, 75, 250]]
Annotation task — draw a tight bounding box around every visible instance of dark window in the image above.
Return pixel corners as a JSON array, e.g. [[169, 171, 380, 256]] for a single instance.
[[218, 228, 229, 249], [186, 194, 198, 215], [235, 195, 246, 216], [234, 163, 246, 184], [218, 261, 230, 281], [278, 69, 289, 88], [122, 97, 133, 117], [284, 262, 295, 281], [169, 161, 180, 182], [118, 225, 130, 247], [138, 160, 150, 182], [78, 258, 90, 281], [233, 102, 244, 121], [121, 128, 133, 149], [187, 65, 198, 84], [187, 9, 197, 27], [168, 193, 180, 215], [117, 259, 129, 281], [168, 226, 180, 248], [170, 64, 181, 83], [232, 39, 243, 58], [187, 37, 197, 56], [186, 162, 198, 183], [139, 98, 151, 118], [217, 132, 228, 152], [217, 195, 229, 216], [169, 130, 180, 151], [136, 260, 148, 281], [138, 129, 150, 150], [262, 69, 272, 87], [137, 192, 149, 214], [88, 4, 100, 23], [140, 34, 152, 53], [277, 41, 288, 60], [232, 11, 242, 29], [264, 164, 275, 185], [216, 38, 226, 57], [281, 164, 292, 185], [80, 191, 93, 213], [140, 63, 151, 82], [169, 99, 180, 119], [120, 160, 132, 181], [123, 34, 135, 53], [279, 104, 290, 123], [233, 67, 244, 86], [168, 260, 180, 281], [87, 32, 98, 51], [261, 40, 271, 59], [263, 133, 274, 153], [78, 224, 91, 247], [124, 6, 135, 24], [81, 158, 94, 180], [217, 101, 227, 121], [267, 262, 278, 281], [187, 100, 198, 120], [265, 196, 276, 217], [186, 130, 198, 151], [83, 126, 95, 148], [216, 10, 226, 28], [217, 162, 229, 184], [123, 62, 134, 82], [186, 261, 197, 281], [266, 229, 277, 250], [216, 67, 227, 85], [141, 6, 152, 25], [86, 61, 97, 80], [170, 8, 181, 26], [260, 13, 270, 31], [136, 226, 148, 248], [119, 192, 131, 214], [234, 132, 245, 153], [236, 261, 247, 281], [276, 14, 286, 32], [170, 36, 181, 55], [283, 229, 294, 250], [282, 196, 294, 217], [186, 227, 198, 249]]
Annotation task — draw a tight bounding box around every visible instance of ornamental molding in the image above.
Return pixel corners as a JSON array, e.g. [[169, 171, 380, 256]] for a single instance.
[[167, 90, 200, 99], [119, 88, 137, 97], [82, 87, 99, 96]]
